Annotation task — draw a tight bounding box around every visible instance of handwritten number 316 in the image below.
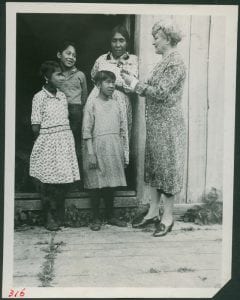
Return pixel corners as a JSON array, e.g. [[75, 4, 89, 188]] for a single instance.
[[8, 288, 26, 297]]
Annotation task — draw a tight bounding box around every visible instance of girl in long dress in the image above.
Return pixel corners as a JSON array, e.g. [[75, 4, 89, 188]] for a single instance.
[[82, 70, 129, 231]]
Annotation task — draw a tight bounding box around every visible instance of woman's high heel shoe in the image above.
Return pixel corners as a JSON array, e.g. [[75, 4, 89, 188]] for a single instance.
[[153, 222, 174, 237], [132, 216, 160, 229]]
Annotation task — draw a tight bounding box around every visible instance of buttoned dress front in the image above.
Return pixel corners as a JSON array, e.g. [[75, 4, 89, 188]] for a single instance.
[[29, 88, 80, 184]]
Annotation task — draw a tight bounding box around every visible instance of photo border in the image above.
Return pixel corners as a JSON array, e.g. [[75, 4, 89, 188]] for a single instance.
[[2, 2, 239, 299]]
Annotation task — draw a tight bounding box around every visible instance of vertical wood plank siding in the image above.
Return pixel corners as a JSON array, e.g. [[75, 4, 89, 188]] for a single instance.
[[205, 16, 225, 197], [187, 16, 210, 203], [134, 15, 224, 204]]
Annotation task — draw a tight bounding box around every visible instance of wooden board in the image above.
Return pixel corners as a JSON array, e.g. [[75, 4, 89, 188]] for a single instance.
[[133, 15, 147, 203], [15, 190, 136, 199], [14, 224, 222, 288], [187, 16, 210, 203], [174, 15, 191, 204], [15, 197, 200, 220], [15, 197, 138, 210], [205, 16, 225, 195]]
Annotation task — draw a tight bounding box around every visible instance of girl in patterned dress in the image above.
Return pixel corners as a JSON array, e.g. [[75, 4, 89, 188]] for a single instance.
[[82, 70, 129, 231], [30, 61, 80, 231], [57, 41, 88, 189]]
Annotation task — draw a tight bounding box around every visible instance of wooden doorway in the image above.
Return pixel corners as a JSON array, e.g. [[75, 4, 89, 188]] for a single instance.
[[15, 13, 136, 199]]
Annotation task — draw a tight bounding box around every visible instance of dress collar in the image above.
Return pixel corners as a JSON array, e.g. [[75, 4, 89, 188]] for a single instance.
[[42, 87, 61, 99], [63, 67, 78, 78], [106, 51, 130, 61]]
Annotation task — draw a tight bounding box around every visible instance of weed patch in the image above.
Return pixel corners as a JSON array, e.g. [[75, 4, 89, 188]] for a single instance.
[[177, 267, 195, 273], [37, 233, 64, 287]]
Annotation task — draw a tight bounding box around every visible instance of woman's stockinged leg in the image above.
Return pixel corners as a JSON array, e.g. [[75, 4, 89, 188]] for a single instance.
[[161, 192, 175, 226], [152, 191, 176, 237], [144, 187, 161, 220]]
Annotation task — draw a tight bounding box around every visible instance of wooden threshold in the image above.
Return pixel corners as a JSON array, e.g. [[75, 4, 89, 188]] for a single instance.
[[15, 192, 200, 219], [15, 190, 136, 199]]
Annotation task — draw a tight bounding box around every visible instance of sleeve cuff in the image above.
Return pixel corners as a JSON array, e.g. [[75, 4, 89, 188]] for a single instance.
[[82, 134, 92, 139], [135, 83, 148, 96], [130, 78, 139, 91]]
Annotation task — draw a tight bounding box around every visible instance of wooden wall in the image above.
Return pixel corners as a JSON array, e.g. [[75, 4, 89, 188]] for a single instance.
[[133, 15, 225, 204]]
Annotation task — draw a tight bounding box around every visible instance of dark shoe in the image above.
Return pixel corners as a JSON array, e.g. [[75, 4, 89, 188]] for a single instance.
[[108, 217, 127, 227], [45, 212, 60, 231], [45, 220, 60, 231], [90, 219, 102, 231], [132, 216, 160, 229], [153, 222, 174, 237], [56, 219, 65, 227]]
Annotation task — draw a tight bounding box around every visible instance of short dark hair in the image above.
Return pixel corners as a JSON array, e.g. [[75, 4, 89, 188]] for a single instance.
[[110, 25, 130, 45], [57, 40, 77, 54], [93, 70, 116, 84], [39, 61, 60, 80]]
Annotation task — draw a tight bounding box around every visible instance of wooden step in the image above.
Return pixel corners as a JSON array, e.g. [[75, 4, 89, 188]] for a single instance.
[[15, 190, 136, 200], [15, 194, 200, 219]]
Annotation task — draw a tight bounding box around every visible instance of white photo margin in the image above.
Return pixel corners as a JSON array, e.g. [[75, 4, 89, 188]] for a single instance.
[[3, 2, 238, 298]]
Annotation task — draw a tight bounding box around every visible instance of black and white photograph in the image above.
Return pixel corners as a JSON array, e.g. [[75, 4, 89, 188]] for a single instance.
[[2, 2, 238, 298]]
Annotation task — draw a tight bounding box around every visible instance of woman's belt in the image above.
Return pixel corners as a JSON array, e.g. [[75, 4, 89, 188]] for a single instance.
[[40, 124, 71, 134]]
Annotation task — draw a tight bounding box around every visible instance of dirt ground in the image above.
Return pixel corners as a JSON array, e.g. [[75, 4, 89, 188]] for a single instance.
[[14, 221, 222, 288]]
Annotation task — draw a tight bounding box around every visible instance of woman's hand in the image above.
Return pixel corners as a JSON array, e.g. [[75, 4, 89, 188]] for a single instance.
[[32, 124, 40, 139], [120, 70, 133, 86], [88, 154, 97, 169]]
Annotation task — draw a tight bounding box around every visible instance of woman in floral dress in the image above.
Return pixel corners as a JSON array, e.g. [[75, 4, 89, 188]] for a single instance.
[[121, 18, 186, 237]]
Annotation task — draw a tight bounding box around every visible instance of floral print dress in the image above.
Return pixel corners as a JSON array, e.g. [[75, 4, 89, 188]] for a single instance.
[[29, 88, 80, 184], [142, 51, 187, 195]]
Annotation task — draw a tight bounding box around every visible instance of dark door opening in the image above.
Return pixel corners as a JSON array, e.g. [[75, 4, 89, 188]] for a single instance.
[[15, 13, 136, 193]]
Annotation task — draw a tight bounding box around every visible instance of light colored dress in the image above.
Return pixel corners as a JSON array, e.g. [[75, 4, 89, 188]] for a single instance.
[[89, 52, 138, 143], [82, 96, 128, 189], [138, 51, 186, 195], [30, 87, 80, 184]]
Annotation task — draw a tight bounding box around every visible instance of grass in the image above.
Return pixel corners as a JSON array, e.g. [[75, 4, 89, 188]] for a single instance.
[[149, 267, 196, 274], [177, 267, 195, 273], [181, 188, 222, 225], [37, 233, 65, 287], [35, 241, 49, 245]]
